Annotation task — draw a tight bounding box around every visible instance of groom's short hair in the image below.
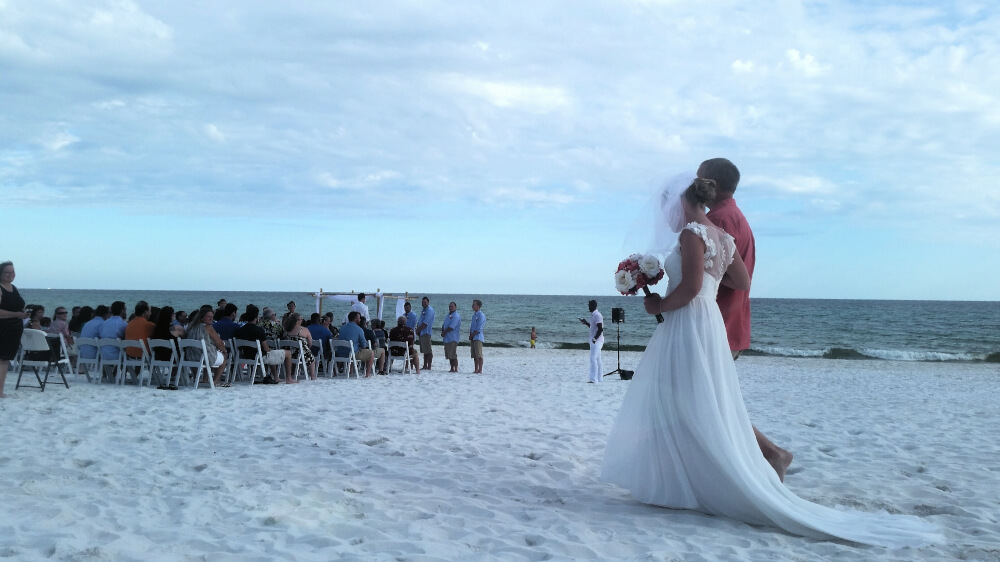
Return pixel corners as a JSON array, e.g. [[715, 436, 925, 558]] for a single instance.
[[699, 158, 740, 194]]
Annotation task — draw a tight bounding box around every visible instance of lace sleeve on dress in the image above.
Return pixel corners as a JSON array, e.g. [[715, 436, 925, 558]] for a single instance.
[[684, 222, 734, 280]]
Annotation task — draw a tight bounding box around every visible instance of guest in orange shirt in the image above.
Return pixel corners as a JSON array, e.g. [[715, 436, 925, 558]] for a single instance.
[[124, 300, 155, 358]]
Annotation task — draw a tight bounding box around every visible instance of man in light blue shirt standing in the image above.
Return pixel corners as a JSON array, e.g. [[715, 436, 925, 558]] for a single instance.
[[469, 299, 486, 374], [404, 301, 417, 330], [441, 301, 461, 373], [416, 296, 435, 370]]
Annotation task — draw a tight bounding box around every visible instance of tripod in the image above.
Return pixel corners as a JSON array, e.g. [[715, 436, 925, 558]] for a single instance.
[[604, 314, 633, 380]]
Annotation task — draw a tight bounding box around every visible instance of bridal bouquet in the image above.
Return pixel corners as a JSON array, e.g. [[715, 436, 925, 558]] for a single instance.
[[615, 253, 666, 323]]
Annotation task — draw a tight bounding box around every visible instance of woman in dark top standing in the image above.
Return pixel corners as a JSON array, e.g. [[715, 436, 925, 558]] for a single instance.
[[0, 261, 28, 398]]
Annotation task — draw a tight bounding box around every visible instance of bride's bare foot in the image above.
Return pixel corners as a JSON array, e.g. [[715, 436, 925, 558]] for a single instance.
[[285, 378, 299, 384], [768, 449, 793, 482]]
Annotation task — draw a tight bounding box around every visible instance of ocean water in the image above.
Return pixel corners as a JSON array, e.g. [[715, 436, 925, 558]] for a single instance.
[[18, 289, 1000, 363]]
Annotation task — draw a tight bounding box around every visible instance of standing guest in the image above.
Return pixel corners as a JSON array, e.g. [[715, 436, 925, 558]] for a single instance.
[[359, 318, 386, 375], [282, 301, 296, 324], [700, 157, 792, 479], [47, 306, 74, 343], [441, 302, 461, 372], [68, 306, 86, 333], [416, 296, 435, 370], [579, 300, 604, 383], [260, 307, 284, 340], [283, 312, 317, 380], [78, 305, 109, 361], [99, 301, 128, 362], [336, 311, 375, 377], [307, 312, 333, 361], [351, 293, 371, 324], [468, 300, 486, 374], [0, 261, 28, 398], [124, 301, 155, 358], [186, 308, 230, 387], [388, 315, 420, 374], [212, 303, 240, 341], [24, 305, 44, 330], [530, 327, 537, 349], [234, 305, 292, 383], [403, 301, 417, 329]]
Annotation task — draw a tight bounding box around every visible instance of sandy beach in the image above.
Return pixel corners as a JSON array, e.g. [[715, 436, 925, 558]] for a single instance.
[[2, 348, 998, 560]]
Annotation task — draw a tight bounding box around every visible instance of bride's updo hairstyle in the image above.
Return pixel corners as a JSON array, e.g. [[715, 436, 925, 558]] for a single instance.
[[684, 178, 717, 208]]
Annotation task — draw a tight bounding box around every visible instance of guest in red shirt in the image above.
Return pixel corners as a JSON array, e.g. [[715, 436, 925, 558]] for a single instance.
[[700, 157, 793, 482]]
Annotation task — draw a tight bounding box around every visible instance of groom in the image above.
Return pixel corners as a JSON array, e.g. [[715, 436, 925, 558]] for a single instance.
[[700, 157, 794, 481]]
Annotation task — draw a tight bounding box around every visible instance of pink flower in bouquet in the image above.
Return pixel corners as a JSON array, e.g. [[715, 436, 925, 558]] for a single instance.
[[615, 254, 665, 296]]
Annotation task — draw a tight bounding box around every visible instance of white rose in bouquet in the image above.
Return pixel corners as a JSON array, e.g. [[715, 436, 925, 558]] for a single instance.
[[638, 254, 661, 277], [628, 253, 644, 263], [614, 270, 635, 293]]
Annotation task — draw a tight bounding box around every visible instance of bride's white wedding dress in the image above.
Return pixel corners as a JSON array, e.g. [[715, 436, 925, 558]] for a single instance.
[[601, 222, 942, 548]]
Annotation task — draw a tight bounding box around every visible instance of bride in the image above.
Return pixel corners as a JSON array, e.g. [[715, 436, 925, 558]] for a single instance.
[[601, 177, 942, 548]]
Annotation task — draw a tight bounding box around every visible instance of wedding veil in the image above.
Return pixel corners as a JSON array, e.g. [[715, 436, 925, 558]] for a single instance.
[[623, 171, 696, 259]]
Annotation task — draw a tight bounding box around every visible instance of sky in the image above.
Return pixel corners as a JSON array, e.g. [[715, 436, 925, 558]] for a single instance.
[[3, 1, 1000, 300]]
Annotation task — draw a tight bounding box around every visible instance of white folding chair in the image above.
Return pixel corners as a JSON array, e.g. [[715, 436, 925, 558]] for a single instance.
[[222, 339, 237, 384], [97, 338, 123, 384], [15, 330, 71, 391], [330, 340, 361, 378], [74, 336, 101, 383], [119, 339, 151, 386], [386, 342, 412, 374], [147, 338, 178, 388], [312, 340, 328, 378], [278, 339, 309, 381], [176, 338, 215, 389], [232, 338, 265, 385]]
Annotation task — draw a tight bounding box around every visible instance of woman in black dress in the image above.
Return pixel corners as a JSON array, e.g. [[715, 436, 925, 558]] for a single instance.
[[0, 261, 29, 398]]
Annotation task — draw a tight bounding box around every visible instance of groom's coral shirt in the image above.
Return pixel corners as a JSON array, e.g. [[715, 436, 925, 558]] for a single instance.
[[707, 198, 755, 351]]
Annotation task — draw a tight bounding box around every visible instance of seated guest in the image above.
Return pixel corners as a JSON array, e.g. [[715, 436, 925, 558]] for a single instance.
[[336, 311, 374, 377], [124, 301, 155, 358], [307, 312, 333, 360], [214, 298, 228, 319], [388, 315, 421, 374], [260, 307, 284, 340], [213, 303, 241, 341], [24, 305, 44, 330], [282, 312, 316, 380], [185, 308, 230, 387], [78, 305, 108, 360], [233, 305, 293, 383], [99, 301, 128, 362], [359, 318, 386, 375], [151, 306, 180, 361], [46, 307, 74, 346], [67, 306, 83, 333], [173, 310, 188, 332]]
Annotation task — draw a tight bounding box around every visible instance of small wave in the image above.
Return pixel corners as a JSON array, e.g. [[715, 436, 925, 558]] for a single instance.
[[749, 346, 825, 358], [985, 352, 1000, 363], [859, 349, 980, 362]]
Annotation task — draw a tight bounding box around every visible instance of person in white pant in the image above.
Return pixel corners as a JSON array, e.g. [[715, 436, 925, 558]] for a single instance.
[[579, 300, 605, 383]]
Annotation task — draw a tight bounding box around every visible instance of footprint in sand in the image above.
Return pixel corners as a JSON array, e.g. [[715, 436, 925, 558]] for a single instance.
[[74, 459, 96, 468]]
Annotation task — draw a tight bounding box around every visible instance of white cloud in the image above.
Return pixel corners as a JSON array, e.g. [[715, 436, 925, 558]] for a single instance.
[[41, 131, 79, 151], [204, 124, 225, 143], [785, 48, 829, 77], [731, 59, 755, 73], [445, 76, 572, 113]]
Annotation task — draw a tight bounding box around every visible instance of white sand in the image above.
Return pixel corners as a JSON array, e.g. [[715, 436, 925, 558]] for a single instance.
[[1, 349, 998, 560]]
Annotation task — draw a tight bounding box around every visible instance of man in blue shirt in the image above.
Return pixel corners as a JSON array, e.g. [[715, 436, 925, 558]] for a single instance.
[[469, 299, 486, 374], [404, 301, 417, 330], [213, 303, 241, 341], [99, 301, 128, 363], [307, 313, 334, 361], [416, 296, 435, 370], [336, 311, 374, 377], [441, 301, 461, 373], [78, 304, 109, 361]]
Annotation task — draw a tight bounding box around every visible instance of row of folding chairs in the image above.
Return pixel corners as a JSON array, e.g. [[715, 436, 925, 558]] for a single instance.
[[14, 329, 73, 392], [73, 336, 220, 389]]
